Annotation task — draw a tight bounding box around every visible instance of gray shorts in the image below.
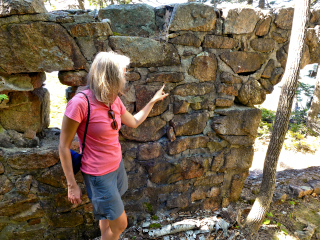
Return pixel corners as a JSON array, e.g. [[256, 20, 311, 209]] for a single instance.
[[82, 159, 128, 221]]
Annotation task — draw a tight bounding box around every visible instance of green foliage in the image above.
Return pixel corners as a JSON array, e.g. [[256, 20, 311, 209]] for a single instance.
[[261, 108, 276, 122], [262, 219, 270, 225], [258, 105, 320, 153], [88, 0, 132, 8], [149, 223, 161, 229], [143, 202, 153, 213], [266, 212, 273, 217], [0, 94, 8, 103], [151, 215, 159, 220]]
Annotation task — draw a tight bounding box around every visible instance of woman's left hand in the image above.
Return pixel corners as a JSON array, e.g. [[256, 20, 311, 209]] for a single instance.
[[151, 84, 169, 103]]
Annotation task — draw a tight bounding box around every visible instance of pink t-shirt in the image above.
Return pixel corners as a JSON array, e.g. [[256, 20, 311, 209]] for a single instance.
[[64, 89, 126, 176]]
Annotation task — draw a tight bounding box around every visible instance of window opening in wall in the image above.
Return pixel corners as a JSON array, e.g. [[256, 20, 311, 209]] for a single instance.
[[45, 72, 68, 129]]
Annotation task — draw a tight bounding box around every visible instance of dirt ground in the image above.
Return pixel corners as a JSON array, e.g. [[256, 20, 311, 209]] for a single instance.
[[113, 139, 320, 240]]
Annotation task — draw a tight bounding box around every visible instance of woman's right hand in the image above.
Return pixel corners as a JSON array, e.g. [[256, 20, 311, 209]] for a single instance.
[[68, 183, 82, 205]]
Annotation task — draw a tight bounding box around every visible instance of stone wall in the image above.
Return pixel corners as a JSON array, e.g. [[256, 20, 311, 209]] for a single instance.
[[1, 1, 320, 239]]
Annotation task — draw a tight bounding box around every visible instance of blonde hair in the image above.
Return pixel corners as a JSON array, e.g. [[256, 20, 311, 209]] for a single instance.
[[87, 51, 130, 105]]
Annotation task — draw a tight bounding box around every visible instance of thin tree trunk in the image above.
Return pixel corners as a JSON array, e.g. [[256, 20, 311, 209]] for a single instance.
[[259, 0, 265, 8], [307, 64, 320, 134], [77, 0, 85, 9], [243, 0, 310, 235], [248, 0, 253, 5]]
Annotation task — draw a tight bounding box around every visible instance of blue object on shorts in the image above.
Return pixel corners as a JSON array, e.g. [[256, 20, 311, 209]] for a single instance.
[[82, 159, 128, 221]]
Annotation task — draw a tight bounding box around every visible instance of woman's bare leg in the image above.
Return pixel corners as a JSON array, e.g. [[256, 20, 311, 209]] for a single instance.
[[100, 211, 127, 240]]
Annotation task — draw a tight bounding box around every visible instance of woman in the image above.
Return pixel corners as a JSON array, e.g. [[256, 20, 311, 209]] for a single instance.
[[59, 51, 168, 240]]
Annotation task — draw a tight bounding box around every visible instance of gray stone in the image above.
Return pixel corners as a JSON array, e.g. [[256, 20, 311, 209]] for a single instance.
[[7, 129, 39, 148], [212, 105, 262, 137], [259, 78, 274, 94], [98, 4, 155, 37], [215, 98, 234, 107], [255, 15, 272, 36], [289, 185, 313, 198], [261, 59, 275, 79], [168, 136, 209, 155], [306, 27, 320, 64], [308, 180, 320, 194], [0, 175, 13, 194], [51, 212, 84, 228], [0, 130, 14, 148], [203, 35, 238, 49], [121, 116, 166, 142], [220, 52, 265, 74], [271, 29, 289, 43], [0, 88, 50, 133], [0, 22, 87, 74], [15, 175, 32, 195], [274, 8, 294, 30], [189, 53, 217, 82], [37, 164, 66, 188], [109, 36, 180, 68], [237, 79, 266, 106], [169, 33, 201, 47], [172, 112, 209, 136], [169, 3, 216, 32], [269, 67, 284, 85], [6, 148, 59, 170], [58, 70, 87, 86], [135, 85, 170, 117], [146, 72, 184, 83], [250, 38, 275, 53], [126, 71, 141, 81], [12, 203, 44, 222], [0, 0, 47, 17], [0, 162, 4, 174], [172, 82, 215, 97], [276, 46, 288, 69], [0, 72, 45, 92], [220, 72, 242, 85], [224, 8, 260, 34], [65, 22, 112, 38], [310, 9, 320, 24], [219, 147, 254, 172], [138, 142, 164, 160], [0, 194, 38, 216], [221, 135, 255, 146]]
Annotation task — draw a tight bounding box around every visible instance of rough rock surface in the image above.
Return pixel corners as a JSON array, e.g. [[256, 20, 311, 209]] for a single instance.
[[224, 8, 260, 34], [109, 36, 180, 67], [0, 22, 87, 74], [220, 52, 265, 74], [0, 0, 47, 17], [98, 4, 155, 37], [169, 3, 216, 32]]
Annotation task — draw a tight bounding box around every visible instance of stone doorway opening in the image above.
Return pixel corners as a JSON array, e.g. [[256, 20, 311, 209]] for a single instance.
[[44, 72, 68, 129]]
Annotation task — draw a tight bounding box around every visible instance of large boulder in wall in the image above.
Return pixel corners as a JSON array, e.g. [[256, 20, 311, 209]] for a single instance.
[[0, 88, 50, 133], [109, 36, 180, 67], [224, 8, 260, 34], [0, 0, 47, 17], [98, 4, 156, 37], [0, 22, 87, 74], [168, 3, 216, 32]]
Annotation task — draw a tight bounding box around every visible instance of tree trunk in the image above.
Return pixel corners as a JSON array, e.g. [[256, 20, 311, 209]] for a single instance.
[[259, 0, 265, 8], [242, 0, 311, 235], [77, 0, 85, 9], [248, 0, 253, 5], [307, 64, 320, 134]]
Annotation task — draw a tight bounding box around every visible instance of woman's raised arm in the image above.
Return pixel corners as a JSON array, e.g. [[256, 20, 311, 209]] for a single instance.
[[121, 85, 168, 128]]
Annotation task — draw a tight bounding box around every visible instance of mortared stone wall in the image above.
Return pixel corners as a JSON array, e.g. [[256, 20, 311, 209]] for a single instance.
[[1, 0, 320, 238]]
